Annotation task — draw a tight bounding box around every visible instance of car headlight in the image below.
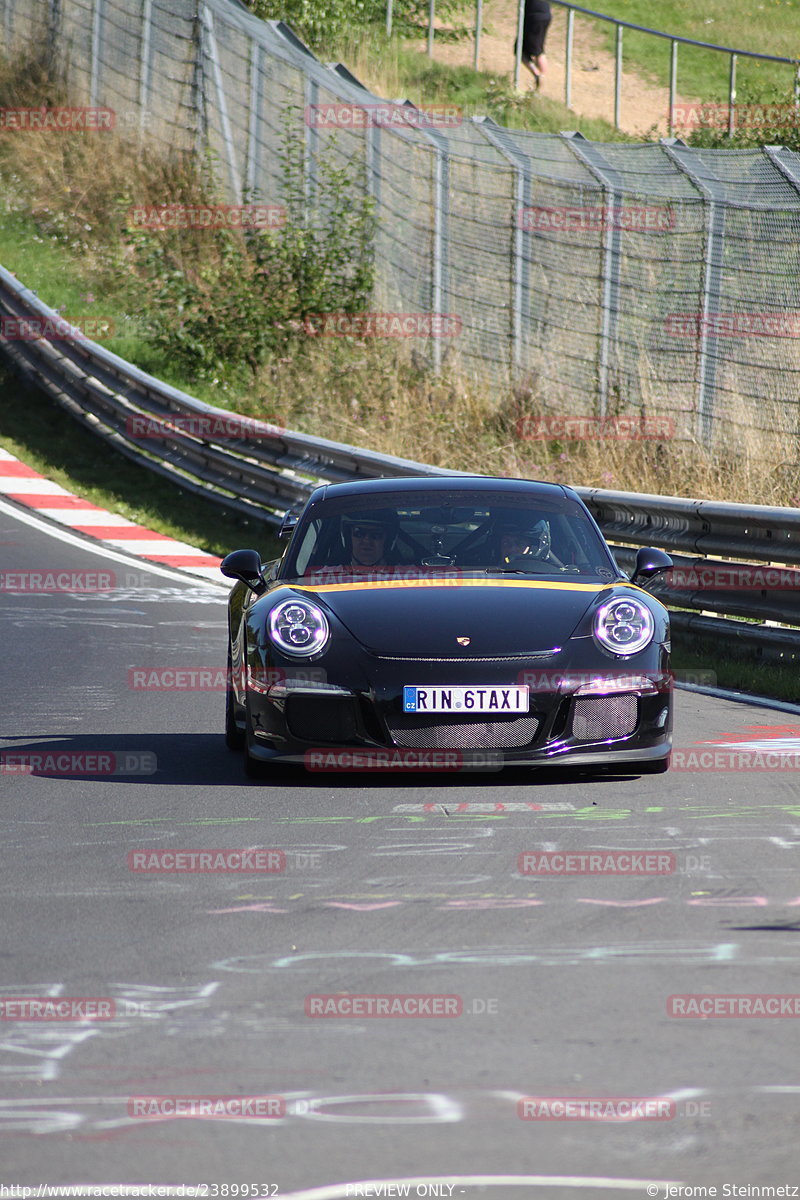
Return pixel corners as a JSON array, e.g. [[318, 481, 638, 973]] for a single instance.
[[268, 598, 330, 657], [593, 597, 655, 656]]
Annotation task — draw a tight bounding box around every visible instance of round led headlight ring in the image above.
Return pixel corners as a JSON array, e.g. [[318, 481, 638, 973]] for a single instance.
[[594, 596, 655, 656], [268, 598, 330, 657]]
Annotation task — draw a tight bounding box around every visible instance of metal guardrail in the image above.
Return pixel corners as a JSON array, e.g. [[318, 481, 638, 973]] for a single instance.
[[1, 262, 798, 662]]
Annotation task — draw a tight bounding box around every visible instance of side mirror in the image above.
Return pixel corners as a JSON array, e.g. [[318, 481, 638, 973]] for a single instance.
[[220, 548, 267, 594], [279, 510, 300, 539], [630, 546, 673, 586]]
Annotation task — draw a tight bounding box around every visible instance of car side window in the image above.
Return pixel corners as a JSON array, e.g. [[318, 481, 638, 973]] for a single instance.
[[293, 520, 321, 575]]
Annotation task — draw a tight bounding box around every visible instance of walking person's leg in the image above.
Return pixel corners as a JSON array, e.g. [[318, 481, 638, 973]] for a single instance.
[[517, 1, 551, 88]]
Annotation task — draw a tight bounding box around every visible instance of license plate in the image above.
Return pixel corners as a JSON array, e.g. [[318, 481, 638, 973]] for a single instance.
[[403, 685, 529, 714]]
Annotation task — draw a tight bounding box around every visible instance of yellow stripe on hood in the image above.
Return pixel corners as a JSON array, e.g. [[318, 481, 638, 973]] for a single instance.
[[293, 577, 616, 595]]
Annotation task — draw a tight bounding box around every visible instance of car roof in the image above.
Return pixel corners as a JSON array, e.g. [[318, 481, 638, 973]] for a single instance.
[[307, 475, 574, 504]]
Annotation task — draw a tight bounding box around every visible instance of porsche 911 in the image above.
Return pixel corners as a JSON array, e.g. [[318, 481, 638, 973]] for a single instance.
[[221, 476, 673, 776]]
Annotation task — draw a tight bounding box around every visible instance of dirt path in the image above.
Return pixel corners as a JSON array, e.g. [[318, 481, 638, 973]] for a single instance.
[[429, 0, 698, 137]]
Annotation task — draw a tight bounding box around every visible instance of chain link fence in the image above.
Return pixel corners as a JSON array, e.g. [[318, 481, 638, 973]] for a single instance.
[[2, 0, 800, 454]]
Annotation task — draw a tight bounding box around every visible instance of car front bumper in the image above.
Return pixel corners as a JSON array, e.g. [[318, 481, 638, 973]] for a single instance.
[[243, 645, 673, 771]]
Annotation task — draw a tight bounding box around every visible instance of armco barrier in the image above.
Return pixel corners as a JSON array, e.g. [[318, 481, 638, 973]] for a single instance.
[[1, 262, 798, 663]]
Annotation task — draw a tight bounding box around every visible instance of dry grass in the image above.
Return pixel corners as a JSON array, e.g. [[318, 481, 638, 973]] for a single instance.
[[241, 340, 800, 507], [0, 41, 202, 280]]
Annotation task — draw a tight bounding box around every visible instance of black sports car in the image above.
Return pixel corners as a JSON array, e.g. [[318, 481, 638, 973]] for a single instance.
[[221, 476, 673, 776]]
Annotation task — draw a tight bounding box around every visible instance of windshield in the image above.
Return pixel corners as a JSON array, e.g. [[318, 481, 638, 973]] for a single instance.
[[281, 489, 618, 580]]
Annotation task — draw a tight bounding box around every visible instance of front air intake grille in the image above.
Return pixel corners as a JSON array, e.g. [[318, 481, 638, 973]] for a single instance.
[[572, 695, 638, 740], [385, 714, 539, 750], [285, 694, 360, 743]]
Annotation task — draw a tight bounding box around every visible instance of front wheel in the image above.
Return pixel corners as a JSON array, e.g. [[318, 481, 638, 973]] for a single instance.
[[225, 644, 245, 751]]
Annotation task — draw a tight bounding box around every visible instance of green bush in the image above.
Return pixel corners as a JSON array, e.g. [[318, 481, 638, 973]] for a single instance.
[[129, 118, 376, 382], [244, 0, 470, 50], [685, 87, 800, 152]]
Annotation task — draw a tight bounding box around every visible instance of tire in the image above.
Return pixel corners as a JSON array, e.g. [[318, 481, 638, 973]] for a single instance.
[[225, 643, 245, 751]]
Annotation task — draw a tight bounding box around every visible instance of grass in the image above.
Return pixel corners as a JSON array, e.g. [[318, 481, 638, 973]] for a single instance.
[[335, 36, 634, 139], [672, 635, 800, 705]]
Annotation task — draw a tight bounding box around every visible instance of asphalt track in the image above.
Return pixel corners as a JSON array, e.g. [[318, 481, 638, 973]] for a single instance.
[[2, 495, 800, 1197]]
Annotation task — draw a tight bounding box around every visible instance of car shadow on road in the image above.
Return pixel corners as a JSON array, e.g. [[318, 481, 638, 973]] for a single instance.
[[0, 732, 658, 789]]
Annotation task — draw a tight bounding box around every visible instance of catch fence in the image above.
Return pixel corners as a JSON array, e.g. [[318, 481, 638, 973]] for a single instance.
[[1, 0, 800, 455]]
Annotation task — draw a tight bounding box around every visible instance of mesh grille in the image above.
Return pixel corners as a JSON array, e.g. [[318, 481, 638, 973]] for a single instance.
[[572, 695, 638, 740], [385, 714, 539, 750]]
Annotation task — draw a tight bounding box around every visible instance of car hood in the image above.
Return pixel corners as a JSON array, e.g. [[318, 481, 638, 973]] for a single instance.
[[287, 576, 613, 656]]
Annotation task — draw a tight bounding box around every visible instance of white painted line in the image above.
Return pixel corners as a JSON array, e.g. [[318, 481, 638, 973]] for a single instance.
[[0, 495, 228, 588], [0, 477, 72, 495], [190, 567, 233, 583], [101, 538, 211, 555], [280, 1177, 682, 1199], [38, 509, 137, 526]]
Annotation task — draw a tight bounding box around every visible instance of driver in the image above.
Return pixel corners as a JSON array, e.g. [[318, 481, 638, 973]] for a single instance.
[[341, 509, 400, 567], [498, 518, 553, 564]]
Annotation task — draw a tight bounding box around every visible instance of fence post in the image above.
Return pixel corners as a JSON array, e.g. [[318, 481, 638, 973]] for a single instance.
[[393, 103, 449, 373], [138, 0, 153, 140], [428, 0, 435, 56], [565, 8, 574, 108], [246, 39, 261, 196], [201, 6, 242, 204], [47, 0, 61, 71], [192, 4, 207, 159], [365, 118, 381, 211], [614, 23, 623, 129], [89, 0, 103, 107], [562, 133, 625, 418], [661, 139, 725, 444], [728, 53, 736, 136], [473, 117, 532, 377], [304, 76, 319, 210], [386, 0, 393, 37], [474, 0, 483, 70], [668, 39, 677, 136]]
